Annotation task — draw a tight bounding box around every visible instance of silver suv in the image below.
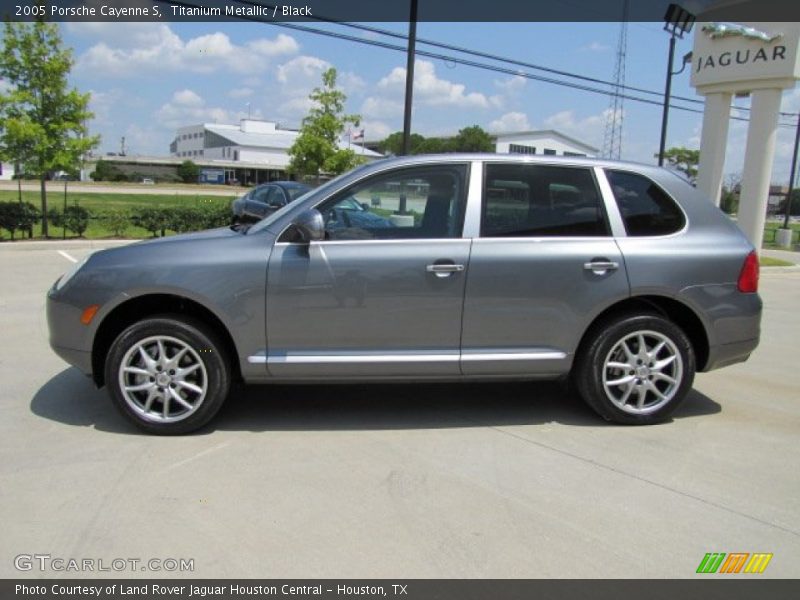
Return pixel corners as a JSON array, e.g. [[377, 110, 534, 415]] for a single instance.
[[47, 155, 762, 434]]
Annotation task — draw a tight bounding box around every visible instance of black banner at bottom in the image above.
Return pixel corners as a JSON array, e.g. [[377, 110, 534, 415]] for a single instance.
[[3, 580, 800, 600]]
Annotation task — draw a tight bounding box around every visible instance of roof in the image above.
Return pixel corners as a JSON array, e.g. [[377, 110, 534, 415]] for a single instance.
[[204, 124, 383, 158]]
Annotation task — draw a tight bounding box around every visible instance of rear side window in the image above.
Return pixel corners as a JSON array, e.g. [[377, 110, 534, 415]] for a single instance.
[[606, 170, 685, 236], [482, 163, 609, 237]]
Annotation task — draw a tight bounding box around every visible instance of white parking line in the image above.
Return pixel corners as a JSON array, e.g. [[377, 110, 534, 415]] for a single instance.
[[57, 250, 78, 263]]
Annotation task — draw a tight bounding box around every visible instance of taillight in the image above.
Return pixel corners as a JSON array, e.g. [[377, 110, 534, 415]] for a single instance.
[[737, 251, 759, 293]]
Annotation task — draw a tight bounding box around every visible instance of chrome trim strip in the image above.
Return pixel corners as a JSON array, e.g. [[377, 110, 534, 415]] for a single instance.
[[268, 353, 460, 364], [461, 351, 567, 361], [248, 351, 566, 364]]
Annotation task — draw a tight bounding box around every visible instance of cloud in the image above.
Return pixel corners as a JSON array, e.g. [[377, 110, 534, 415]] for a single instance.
[[360, 120, 393, 141], [543, 109, 609, 149], [228, 87, 255, 99], [172, 89, 204, 107], [361, 96, 404, 119], [273, 55, 363, 121], [75, 24, 298, 76], [377, 60, 489, 108], [581, 41, 610, 52], [488, 111, 531, 133], [495, 75, 526, 93], [155, 89, 261, 129]]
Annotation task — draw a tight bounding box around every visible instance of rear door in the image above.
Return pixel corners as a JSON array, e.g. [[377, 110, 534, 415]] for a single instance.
[[460, 162, 630, 376]]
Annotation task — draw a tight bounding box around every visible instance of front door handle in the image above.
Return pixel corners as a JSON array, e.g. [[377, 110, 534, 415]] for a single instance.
[[583, 260, 619, 274], [426, 263, 465, 278]]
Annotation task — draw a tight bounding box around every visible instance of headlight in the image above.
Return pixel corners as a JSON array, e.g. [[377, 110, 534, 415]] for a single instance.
[[55, 255, 90, 291]]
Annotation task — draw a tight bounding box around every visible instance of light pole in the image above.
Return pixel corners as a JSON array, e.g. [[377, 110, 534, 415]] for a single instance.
[[658, 4, 695, 167], [781, 114, 800, 231]]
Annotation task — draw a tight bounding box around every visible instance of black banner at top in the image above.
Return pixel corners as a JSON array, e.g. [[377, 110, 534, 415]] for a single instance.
[[3, 0, 800, 23]]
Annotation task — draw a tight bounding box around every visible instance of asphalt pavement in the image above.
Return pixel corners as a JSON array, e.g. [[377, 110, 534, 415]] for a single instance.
[[1, 240, 798, 578]]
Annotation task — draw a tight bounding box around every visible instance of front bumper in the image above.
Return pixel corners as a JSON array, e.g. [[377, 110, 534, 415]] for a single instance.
[[47, 285, 94, 377]]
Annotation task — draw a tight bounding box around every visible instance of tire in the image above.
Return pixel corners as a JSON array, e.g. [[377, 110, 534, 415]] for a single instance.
[[105, 315, 231, 435], [574, 312, 695, 425]]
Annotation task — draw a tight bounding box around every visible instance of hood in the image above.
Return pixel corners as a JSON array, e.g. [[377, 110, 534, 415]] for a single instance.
[[130, 226, 240, 247]]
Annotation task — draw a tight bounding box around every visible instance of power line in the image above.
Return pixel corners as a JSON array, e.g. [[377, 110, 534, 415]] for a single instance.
[[159, 1, 799, 129], [231, 0, 799, 121]]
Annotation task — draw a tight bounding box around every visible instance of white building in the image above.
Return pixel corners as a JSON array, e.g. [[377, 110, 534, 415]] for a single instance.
[[493, 129, 598, 157], [170, 119, 382, 183], [0, 162, 16, 181]]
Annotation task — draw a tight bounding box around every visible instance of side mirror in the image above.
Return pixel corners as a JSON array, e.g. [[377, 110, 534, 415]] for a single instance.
[[292, 208, 325, 243]]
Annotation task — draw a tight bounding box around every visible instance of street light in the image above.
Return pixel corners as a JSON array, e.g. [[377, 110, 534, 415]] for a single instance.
[[658, 3, 696, 167]]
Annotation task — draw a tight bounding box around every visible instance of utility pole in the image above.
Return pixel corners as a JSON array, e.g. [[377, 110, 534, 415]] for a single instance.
[[401, 0, 418, 157]]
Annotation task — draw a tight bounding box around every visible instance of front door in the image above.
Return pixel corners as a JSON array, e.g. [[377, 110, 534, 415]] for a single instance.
[[266, 163, 471, 378]]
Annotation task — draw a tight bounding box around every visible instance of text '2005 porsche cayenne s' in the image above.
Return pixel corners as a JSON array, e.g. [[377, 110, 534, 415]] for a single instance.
[[47, 154, 761, 434]]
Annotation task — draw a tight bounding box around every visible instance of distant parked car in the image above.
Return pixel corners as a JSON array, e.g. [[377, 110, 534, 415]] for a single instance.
[[231, 181, 312, 223], [141, 178, 155, 185], [47, 154, 762, 434]]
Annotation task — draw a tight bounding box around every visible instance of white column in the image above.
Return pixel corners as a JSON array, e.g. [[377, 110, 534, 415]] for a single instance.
[[737, 88, 783, 252], [696, 92, 732, 205]]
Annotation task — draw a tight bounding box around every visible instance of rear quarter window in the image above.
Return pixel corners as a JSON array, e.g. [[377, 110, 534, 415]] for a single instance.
[[605, 170, 686, 236]]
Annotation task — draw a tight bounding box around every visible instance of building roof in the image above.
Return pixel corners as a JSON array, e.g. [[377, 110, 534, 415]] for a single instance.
[[202, 122, 383, 158]]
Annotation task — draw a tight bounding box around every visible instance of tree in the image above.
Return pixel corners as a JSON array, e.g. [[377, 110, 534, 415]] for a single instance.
[[658, 147, 700, 183], [720, 172, 741, 215], [778, 189, 800, 217], [91, 159, 127, 182], [177, 160, 200, 184], [377, 125, 494, 156], [0, 20, 99, 237], [451, 125, 494, 152], [378, 132, 425, 156], [288, 68, 362, 181]]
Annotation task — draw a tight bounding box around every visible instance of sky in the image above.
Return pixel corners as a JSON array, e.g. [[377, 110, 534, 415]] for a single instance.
[[16, 19, 800, 183]]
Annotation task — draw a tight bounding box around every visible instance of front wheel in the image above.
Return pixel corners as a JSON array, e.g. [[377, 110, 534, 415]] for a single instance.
[[574, 313, 695, 425], [105, 316, 231, 434]]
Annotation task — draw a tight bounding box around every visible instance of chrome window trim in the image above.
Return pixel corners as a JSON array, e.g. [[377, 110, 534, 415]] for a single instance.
[[594, 166, 628, 238], [273, 161, 473, 243], [462, 159, 484, 238], [599, 167, 690, 239], [274, 238, 470, 247]]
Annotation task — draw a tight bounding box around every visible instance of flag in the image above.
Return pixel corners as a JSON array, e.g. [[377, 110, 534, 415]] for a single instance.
[[352, 129, 364, 141]]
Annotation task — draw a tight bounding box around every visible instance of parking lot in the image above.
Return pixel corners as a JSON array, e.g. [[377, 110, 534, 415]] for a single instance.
[[1, 240, 799, 578]]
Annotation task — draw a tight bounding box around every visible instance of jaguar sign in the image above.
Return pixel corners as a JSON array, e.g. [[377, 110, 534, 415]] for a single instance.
[[691, 22, 799, 90]]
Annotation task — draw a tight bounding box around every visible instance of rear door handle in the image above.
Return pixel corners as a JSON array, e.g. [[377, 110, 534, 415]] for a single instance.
[[583, 260, 619, 274], [426, 263, 465, 278]]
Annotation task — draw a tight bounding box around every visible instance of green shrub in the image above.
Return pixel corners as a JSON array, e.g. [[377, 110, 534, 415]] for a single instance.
[[63, 205, 90, 237], [0, 202, 40, 239], [132, 207, 171, 237], [102, 209, 130, 237]]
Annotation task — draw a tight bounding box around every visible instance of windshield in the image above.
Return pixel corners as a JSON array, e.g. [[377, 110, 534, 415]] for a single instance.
[[286, 186, 312, 201], [248, 163, 376, 234]]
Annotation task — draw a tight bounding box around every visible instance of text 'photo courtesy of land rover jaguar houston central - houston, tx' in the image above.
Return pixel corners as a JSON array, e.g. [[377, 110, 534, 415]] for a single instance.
[[47, 154, 762, 434]]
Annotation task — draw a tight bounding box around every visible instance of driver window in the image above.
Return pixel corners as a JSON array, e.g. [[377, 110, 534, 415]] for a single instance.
[[317, 165, 468, 241], [265, 187, 285, 207], [251, 186, 271, 204]]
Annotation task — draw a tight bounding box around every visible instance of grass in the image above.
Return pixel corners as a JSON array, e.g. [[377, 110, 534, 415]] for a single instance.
[[760, 256, 795, 267], [0, 190, 235, 240]]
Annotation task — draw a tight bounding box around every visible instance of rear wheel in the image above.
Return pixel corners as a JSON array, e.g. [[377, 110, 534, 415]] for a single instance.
[[105, 316, 231, 434], [574, 313, 695, 424]]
